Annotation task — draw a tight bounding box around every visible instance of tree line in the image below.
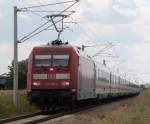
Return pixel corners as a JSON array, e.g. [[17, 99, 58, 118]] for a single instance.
[[5, 60, 28, 89]]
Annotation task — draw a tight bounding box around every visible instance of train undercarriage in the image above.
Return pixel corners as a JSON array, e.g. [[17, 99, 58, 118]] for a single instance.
[[28, 89, 139, 112], [28, 89, 77, 111]]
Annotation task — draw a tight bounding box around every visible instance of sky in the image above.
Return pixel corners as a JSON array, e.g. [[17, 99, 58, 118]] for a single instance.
[[0, 0, 150, 84]]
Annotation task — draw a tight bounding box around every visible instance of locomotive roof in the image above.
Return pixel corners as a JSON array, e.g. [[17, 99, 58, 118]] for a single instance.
[[33, 43, 92, 59], [34, 44, 74, 49]]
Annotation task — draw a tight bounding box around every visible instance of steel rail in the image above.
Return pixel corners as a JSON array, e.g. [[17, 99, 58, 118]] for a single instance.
[[0, 112, 42, 124]]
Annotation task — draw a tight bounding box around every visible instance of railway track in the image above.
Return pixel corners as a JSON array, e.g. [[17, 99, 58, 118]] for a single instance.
[[0, 106, 95, 124], [2, 111, 69, 124], [0, 112, 42, 124], [0, 95, 137, 124]]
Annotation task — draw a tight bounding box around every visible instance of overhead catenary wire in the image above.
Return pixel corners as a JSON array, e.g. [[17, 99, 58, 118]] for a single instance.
[[35, 0, 60, 19], [22, 0, 72, 17], [35, 0, 51, 11], [83, 43, 113, 48], [18, 0, 47, 19], [76, 23, 97, 44], [70, 16, 102, 45], [19, 20, 50, 42], [20, 0, 76, 10], [20, 11, 75, 42], [19, 1, 79, 42], [92, 43, 114, 58], [33, 0, 68, 18], [58, 1, 78, 17], [94, 52, 119, 58], [20, 10, 75, 13], [18, 1, 74, 25]]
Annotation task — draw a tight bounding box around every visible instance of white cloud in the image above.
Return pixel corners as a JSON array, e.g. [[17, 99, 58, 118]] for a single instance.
[[128, 41, 150, 76], [109, 40, 150, 82], [132, 42, 150, 64], [126, 41, 150, 82]]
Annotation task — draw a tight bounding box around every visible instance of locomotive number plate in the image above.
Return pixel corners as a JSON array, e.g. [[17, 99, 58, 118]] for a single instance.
[[47, 74, 56, 79]]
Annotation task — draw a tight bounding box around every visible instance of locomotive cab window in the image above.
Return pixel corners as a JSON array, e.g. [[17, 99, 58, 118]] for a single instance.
[[53, 55, 70, 67], [35, 55, 51, 67]]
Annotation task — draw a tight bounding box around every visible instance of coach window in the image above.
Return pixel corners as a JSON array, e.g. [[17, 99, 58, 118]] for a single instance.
[[99, 70, 102, 81], [53, 55, 70, 67], [101, 70, 105, 82], [106, 72, 109, 82], [35, 55, 51, 67], [113, 75, 115, 84], [97, 69, 99, 80], [115, 76, 117, 84]]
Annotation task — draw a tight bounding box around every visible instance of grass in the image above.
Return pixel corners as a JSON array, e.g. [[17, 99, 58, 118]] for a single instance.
[[100, 89, 150, 124], [0, 90, 39, 119], [49, 89, 150, 124]]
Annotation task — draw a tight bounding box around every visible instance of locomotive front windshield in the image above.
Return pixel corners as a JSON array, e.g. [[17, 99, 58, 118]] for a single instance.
[[35, 55, 51, 67], [34, 54, 69, 67], [53, 55, 69, 67]]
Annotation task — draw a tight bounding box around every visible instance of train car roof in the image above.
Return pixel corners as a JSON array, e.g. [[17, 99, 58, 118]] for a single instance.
[[33, 43, 93, 59], [32, 43, 78, 54]]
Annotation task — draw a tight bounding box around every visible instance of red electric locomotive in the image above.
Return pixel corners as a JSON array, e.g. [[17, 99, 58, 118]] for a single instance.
[[27, 41, 79, 110]]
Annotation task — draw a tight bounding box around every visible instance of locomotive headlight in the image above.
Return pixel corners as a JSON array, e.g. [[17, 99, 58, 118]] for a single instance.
[[71, 89, 76, 92], [49, 68, 54, 71], [56, 73, 70, 79], [61, 81, 70, 86], [33, 81, 41, 86]]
